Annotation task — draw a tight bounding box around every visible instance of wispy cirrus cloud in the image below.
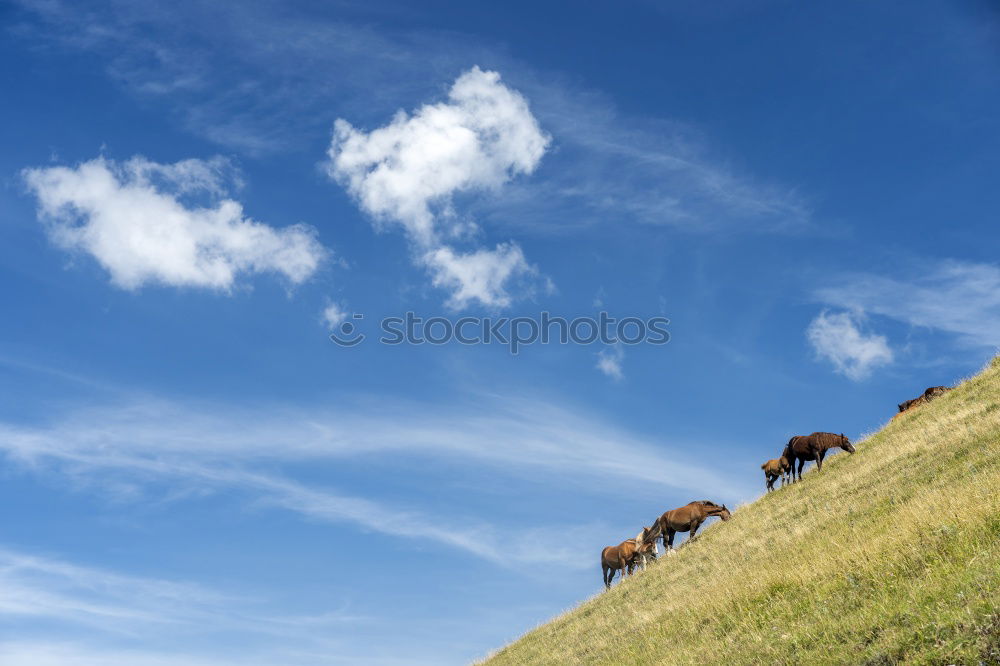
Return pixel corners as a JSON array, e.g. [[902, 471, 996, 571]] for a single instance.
[[0, 393, 740, 567], [10, 0, 461, 154], [0, 547, 233, 630], [476, 77, 813, 234], [0, 545, 414, 666], [23, 156, 326, 291], [0, 642, 441, 666], [815, 259, 1000, 348]]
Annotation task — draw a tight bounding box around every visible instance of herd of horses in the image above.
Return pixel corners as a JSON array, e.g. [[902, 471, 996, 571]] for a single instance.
[[601, 500, 731, 589], [600, 385, 952, 589]]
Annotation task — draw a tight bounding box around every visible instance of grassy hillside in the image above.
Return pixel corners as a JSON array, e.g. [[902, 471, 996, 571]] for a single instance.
[[482, 357, 1000, 665]]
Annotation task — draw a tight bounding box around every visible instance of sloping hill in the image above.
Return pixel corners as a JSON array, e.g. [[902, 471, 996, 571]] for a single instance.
[[482, 357, 1000, 665]]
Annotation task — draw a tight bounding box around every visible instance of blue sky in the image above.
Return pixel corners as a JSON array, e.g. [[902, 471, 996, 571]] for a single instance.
[[1, 0, 999, 663]]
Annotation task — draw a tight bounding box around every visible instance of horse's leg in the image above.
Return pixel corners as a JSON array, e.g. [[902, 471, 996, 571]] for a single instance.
[[603, 565, 610, 589], [666, 528, 676, 551], [689, 520, 702, 543], [816, 449, 825, 473], [796, 457, 804, 482]]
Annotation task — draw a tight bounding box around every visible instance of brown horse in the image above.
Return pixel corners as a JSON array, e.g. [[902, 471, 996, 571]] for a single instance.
[[761, 457, 790, 491], [654, 501, 732, 551], [601, 528, 657, 589], [782, 432, 855, 482], [628, 525, 660, 573], [923, 385, 951, 400], [898, 386, 951, 413]]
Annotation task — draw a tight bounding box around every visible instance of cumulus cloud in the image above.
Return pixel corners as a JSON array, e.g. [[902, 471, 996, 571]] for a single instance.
[[23, 156, 326, 291], [806, 310, 893, 380], [424, 242, 535, 309], [596, 344, 625, 381], [321, 301, 349, 329], [327, 66, 549, 308]]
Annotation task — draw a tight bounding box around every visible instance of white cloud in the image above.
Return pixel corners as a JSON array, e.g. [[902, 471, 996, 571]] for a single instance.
[[816, 259, 1000, 348], [0, 546, 228, 629], [0, 393, 743, 566], [806, 310, 893, 380], [596, 344, 625, 381], [0, 545, 376, 666], [327, 66, 548, 308], [23, 156, 326, 291], [424, 243, 535, 309], [18, 3, 811, 237], [321, 301, 349, 329], [476, 78, 813, 234]]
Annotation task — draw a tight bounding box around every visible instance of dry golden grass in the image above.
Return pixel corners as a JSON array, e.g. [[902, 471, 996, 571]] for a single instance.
[[482, 356, 1000, 665]]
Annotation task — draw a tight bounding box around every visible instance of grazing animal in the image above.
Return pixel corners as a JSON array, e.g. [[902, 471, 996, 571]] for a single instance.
[[898, 386, 951, 415], [898, 397, 925, 413], [654, 501, 732, 551], [601, 529, 657, 589], [761, 456, 790, 491], [782, 432, 855, 482], [627, 526, 660, 574]]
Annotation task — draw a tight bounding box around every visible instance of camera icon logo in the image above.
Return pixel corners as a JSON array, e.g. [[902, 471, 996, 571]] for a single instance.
[[329, 313, 366, 347]]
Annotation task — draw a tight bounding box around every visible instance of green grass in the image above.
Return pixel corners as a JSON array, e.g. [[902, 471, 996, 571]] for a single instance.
[[481, 357, 1000, 665]]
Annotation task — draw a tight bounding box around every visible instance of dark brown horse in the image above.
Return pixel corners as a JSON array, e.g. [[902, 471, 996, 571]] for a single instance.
[[654, 501, 732, 551], [898, 386, 951, 413], [761, 456, 790, 491], [782, 432, 855, 482], [923, 385, 951, 400], [600, 528, 657, 589]]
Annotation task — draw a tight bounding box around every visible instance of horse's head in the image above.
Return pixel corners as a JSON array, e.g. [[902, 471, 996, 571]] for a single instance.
[[635, 526, 659, 558], [840, 433, 855, 454], [897, 401, 907, 413], [715, 504, 732, 521]]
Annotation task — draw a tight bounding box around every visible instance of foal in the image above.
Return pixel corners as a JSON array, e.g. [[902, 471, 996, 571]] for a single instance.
[[761, 456, 790, 491], [627, 525, 660, 574]]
